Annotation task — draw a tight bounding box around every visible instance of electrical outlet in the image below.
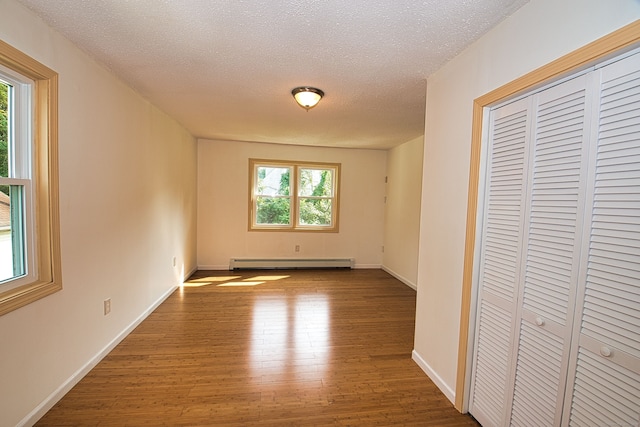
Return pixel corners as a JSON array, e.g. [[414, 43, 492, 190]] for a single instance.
[[104, 298, 111, 316], [295, 245, 300, 252]]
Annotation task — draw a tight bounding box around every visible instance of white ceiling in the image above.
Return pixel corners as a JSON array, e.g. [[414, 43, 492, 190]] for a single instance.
[[18, 0, 528, 149]]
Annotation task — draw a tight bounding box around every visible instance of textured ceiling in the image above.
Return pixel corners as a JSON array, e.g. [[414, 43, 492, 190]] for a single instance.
[[17, 0, 528, 149]]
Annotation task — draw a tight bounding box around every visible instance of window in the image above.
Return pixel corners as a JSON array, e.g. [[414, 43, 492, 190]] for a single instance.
[[249, 159, 340, 232], [0, 40, 61, 316], [0, 67, 34, 287]]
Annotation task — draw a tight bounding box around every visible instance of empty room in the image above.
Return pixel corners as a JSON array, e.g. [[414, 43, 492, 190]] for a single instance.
[[0, 0, 639, 426]]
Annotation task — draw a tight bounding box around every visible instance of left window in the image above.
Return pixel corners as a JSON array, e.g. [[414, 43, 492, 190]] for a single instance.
[[0, 40, 61, 316], [0, 64, 34, 286]]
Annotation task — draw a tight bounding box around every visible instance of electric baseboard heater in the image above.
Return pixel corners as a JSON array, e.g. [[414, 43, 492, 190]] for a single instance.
[[229, 258, 354, 270]]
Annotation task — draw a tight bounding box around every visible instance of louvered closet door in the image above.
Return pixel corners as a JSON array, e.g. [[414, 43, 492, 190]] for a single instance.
[[508, 75, 591, 427], [562, 52, 640, 427], [468, 97, 532, 427]]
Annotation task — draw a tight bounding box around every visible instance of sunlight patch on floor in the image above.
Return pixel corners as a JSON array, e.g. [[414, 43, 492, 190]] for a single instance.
[[182, 274, 291, 288], [182, 276, 241, 287]]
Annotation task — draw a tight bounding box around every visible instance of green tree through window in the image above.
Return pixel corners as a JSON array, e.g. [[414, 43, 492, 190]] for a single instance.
[[299, 169, 332, 225], [250, 160, 340, 232], [255, 166, 291, 225]]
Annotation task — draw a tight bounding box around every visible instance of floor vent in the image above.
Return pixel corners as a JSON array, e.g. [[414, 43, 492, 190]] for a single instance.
[[229, 258, 354, 270]]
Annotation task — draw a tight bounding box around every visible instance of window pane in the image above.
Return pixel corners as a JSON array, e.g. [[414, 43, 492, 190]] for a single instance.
[[299, 198, 332, 226], [256, 196, 291, 225], [249, 159, 339, 232], [299, 168, 333, 197], [257, 167, 290, 196], [0, 81, 8, 178], [0, 185, 25, 282]]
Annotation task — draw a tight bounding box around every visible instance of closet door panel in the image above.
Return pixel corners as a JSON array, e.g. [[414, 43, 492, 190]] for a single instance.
[[471, 298, 514, 426], [520, 76, 589, 326], [510, 321, 565, 427], [565, 52, 640, 426], [570, 347, 640, 427], [469, 98, 531, 427], [510, 76, 590, 426]]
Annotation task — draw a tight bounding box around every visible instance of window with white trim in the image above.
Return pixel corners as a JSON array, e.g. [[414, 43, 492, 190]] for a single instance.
[[0, 40, 61, 316], [0, 68, 35, 289], [249, 159, 340, 232]]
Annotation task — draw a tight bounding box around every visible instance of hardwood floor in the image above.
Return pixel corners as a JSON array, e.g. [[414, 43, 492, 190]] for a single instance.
[[37, 269, 479, 426]]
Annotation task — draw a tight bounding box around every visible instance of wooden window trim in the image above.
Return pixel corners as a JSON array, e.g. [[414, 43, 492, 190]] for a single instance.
[[248, 158, 341, 233], [455, 20, 640, 411], [0, 40, 62, 316]]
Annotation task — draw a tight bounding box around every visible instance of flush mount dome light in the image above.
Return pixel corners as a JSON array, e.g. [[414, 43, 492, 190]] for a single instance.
[[292, 86, 324, 111]]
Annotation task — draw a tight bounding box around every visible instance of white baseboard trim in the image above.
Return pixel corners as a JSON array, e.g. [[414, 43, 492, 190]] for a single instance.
[[412, 349, 456, 405], [381, 265, 417, 290], [353, 263, 381, 269], [20, 285, 178, 427]]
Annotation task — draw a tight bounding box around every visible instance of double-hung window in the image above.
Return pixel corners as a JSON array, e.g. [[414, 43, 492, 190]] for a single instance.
[[0, 40, 61, 316], [0, 66, 34, 288], [249, 159, 340, 232]]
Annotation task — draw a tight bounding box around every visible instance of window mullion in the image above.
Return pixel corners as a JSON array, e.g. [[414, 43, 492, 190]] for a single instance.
[[292, 165, 299, 228]]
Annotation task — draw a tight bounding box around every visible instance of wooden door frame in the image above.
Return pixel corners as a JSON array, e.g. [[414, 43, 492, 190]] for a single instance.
[[455, 20, 640, 412]]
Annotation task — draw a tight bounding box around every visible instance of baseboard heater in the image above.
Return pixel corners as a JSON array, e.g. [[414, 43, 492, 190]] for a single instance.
[[229, 258, 354, 270]]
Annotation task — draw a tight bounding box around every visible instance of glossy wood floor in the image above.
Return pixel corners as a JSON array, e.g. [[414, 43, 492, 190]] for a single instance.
[[37, 269, 479, 426]]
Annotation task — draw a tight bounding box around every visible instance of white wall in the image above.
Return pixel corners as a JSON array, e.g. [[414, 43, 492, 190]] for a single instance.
[[197, 139, 386, 269], [0, 1, 198, 425], [414, 0, 640, 404], [382, 136, 423, 288]]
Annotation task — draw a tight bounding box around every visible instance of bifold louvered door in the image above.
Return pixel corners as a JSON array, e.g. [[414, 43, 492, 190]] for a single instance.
[[508, 73, 591, 427], [469, 75, 591, 427], [469, 50, 640, 427], [468, 97, 532, 427], [561, 51, 640, 427]]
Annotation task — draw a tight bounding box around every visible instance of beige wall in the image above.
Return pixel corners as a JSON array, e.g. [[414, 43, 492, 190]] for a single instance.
[[382, 136, 423, 288], [414, 0, 640, 404], [0, 1, 198, 425], [197, 139, 386, 269]]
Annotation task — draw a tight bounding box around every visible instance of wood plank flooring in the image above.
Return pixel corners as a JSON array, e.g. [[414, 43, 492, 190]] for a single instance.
[[36, 269, 479, 426]]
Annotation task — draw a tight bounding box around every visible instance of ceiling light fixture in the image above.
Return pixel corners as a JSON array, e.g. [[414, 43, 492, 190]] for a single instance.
[[292, 87, 324, 111]]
